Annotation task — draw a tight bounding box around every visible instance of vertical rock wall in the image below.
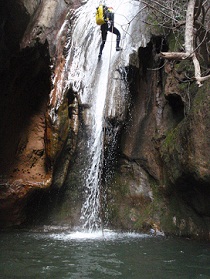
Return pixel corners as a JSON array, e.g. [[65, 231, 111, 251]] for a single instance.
[[108, 35, 210, 239], [0, 0, 81, 226]]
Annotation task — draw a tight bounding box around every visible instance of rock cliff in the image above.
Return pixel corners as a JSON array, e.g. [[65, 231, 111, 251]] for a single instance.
[[0, 0, 77, 226], [0, 0, 209, 240], [110, 38, 210, 239]]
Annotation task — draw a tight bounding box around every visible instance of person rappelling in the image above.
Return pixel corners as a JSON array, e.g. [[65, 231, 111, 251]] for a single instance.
[[96, 4, 122, 60]]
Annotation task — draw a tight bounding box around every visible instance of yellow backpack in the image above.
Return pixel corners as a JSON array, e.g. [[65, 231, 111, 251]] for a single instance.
[[96, 4, 105, 25]]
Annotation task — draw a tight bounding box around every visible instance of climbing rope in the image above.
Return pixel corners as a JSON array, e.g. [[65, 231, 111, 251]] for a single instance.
[[98, 0, 146, 234]]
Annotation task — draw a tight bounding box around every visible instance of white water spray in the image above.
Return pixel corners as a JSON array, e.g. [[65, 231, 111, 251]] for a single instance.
[[62, 0, 149, 232]]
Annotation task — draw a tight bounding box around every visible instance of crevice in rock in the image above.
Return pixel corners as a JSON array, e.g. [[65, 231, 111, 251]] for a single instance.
[[0, 41, 51, 227], [165, 93, 185, 121], [174, 175, 210, 218], [1, 0, 30, 54], [0, 43, 50, 178]]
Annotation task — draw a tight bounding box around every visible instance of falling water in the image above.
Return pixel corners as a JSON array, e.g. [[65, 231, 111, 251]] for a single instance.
[[79, 54, 109, 231], [62, 0, 149, 231]]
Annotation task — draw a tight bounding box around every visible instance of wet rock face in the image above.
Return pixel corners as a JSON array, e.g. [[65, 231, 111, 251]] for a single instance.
[[160, 80, 210, 224], [160, 87, 210, 187], [116, 36, 210, 239], [121, 39, 169, 182], [0, 0, 74, 227], [0, 0, 51, 226], [0, 0, 88, 227], [0, 0, 209, 240]]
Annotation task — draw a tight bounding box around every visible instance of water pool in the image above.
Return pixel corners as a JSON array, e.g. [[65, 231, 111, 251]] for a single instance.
[[0, 229, 210, 279]]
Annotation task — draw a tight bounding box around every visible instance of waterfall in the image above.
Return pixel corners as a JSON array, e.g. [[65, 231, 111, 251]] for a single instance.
[[79, 52, 110, 231], [62, 0, 149, 231]]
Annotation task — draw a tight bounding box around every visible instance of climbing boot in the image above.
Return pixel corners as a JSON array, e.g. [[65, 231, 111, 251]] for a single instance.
[[116, 38, 122, 51]]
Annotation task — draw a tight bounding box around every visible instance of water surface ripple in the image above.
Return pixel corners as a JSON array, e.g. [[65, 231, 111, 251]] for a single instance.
[[0, 230, 210, 279]]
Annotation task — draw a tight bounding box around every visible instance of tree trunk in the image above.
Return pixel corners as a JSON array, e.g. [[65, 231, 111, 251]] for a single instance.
[[185, 0, 196, 55], [160, 0, 209, 87]]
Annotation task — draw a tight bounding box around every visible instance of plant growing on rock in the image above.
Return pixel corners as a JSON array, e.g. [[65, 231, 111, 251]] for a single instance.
[[141, 0, 210, 87]]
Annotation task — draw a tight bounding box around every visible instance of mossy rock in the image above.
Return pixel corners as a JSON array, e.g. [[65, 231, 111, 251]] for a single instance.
[[105, 170, 163, 232]]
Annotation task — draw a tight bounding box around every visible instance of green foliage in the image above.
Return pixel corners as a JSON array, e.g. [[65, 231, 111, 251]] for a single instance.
[[146, 14, 165, 36], [193, 80, 210, 108], [167, 31, 184, 52], [144, 0, 187, 36]]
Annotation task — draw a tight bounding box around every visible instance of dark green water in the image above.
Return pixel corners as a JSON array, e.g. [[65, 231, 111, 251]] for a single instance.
[[0, 229, 210, 279]]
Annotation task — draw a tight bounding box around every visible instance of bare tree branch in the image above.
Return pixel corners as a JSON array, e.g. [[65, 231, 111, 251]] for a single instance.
[[196, 74, 210, 82], [143, 0, 210, 86], [160, 0, 210, 87], [160, 52, 190, 60], [141, 0, 178, 22]]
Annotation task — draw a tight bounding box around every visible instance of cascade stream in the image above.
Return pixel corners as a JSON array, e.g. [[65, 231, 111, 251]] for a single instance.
[[61, 0, 148, 231]]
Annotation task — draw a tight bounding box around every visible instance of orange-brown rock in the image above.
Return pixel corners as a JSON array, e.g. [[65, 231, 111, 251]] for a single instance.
[[0, 0, 80, 227]]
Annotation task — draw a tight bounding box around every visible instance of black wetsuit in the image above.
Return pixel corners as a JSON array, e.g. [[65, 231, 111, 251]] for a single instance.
[[98, 7, 121, 56]]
